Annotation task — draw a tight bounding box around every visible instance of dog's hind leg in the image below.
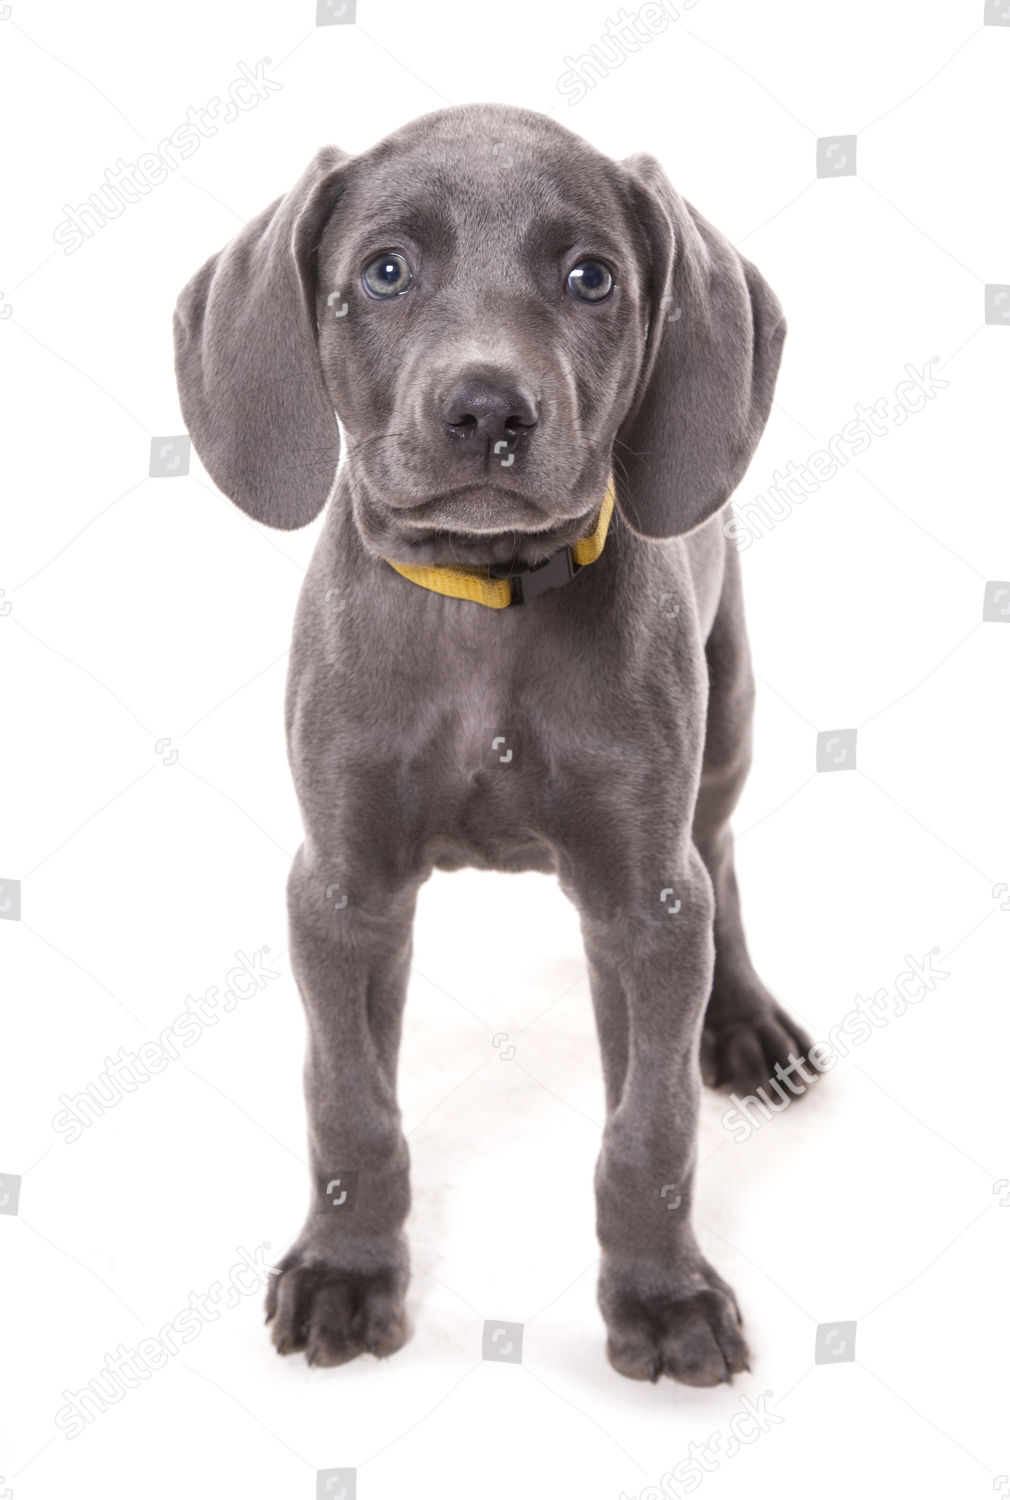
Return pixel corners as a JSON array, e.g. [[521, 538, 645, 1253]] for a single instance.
[[692, 541, 815, 1099]]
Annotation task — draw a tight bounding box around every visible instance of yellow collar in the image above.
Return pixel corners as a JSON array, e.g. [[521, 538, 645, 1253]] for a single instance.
[[384, 476, 616, 608]]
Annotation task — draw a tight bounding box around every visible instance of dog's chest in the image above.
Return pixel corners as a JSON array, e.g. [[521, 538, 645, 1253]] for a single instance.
[[402, 680, 553, 870], [318, 563, 708, 876], [395, 649, 659, 875]]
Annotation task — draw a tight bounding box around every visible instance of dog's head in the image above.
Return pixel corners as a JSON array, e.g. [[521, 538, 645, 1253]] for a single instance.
[[174, 104, 785, 567]]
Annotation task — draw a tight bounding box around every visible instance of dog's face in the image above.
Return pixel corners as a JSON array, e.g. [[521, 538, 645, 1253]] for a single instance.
[[314, 111, 648, 565], [174, 103, 787, 553]]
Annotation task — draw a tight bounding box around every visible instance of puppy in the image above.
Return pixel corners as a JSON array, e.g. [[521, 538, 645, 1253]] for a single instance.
[[174, 103, 812, 1385]]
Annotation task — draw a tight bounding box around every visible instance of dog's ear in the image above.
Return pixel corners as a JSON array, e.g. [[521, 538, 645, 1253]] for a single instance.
[[173, 145, 350, 530], [613, 152, 786, 540]]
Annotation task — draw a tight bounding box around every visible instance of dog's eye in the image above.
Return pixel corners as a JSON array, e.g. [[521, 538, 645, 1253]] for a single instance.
[[568, 258, 614, 303], [363, 252, 413, 298]]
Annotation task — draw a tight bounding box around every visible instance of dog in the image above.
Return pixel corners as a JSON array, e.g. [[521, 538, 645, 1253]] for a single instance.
[[173, 102, 814, 1386]]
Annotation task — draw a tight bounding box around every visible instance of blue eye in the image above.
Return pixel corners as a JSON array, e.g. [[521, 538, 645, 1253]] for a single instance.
[[363, 252, 412, 297], [568, 258, 614, 302]]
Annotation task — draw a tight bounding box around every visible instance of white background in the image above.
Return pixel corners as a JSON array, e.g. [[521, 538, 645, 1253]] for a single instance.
[[1, 1, 1008, 1496]]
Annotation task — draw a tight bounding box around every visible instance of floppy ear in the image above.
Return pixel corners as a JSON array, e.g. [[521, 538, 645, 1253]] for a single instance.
[[173, 145, 350, 530], [614, 152, 787, 539]]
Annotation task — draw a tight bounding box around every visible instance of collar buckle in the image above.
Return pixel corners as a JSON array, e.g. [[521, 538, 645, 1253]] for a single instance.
[[488, 545, 576, 606]]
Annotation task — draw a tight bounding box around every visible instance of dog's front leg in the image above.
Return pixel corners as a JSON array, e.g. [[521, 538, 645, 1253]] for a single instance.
[[564, 838, 750, 1386], [266, 843, 420, 1366]]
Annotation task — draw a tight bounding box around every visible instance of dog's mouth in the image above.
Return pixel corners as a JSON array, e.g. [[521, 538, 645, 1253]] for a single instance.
[[394, 483, 548, 529], [347, 456, 611, 570], [390, 485, 596, 568]]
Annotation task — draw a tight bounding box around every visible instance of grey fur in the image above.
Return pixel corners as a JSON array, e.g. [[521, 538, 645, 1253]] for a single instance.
[[174, 103, 813, 1384]]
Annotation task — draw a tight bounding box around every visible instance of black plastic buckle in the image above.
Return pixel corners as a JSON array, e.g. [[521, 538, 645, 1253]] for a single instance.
[[487, 545, 577, 606]]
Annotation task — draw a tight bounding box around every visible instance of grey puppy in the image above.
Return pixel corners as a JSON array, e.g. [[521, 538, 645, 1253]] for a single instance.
[[173, 102, 814, 1387]]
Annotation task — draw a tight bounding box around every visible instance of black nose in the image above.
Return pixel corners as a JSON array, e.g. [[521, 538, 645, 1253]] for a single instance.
[[442, 376, 538, 445]]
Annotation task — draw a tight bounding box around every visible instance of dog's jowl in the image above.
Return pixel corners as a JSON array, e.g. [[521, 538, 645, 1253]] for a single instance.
[[174, 103, 813, 1385]]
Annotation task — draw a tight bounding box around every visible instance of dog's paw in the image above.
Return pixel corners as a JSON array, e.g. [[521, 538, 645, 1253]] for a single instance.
[[265, 1250, 409, 1366], [601, 1263, 749, 1386], [701, 991, 815, 1100]]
